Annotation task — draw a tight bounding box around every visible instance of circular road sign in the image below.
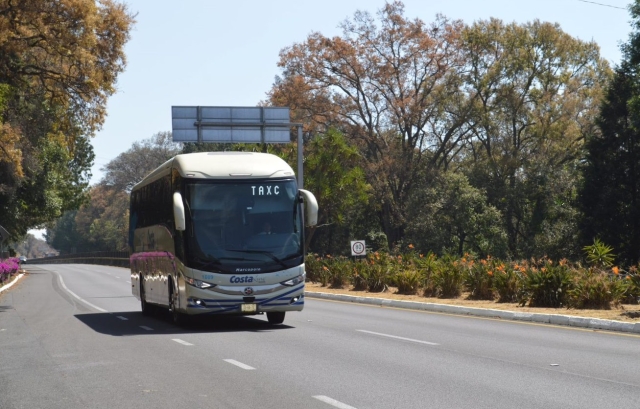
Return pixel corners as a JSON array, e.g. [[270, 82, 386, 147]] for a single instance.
[[351, 240, 366, 256]]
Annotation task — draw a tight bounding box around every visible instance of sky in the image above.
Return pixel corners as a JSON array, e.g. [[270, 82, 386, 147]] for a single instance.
[[90, 0, 632, 184]]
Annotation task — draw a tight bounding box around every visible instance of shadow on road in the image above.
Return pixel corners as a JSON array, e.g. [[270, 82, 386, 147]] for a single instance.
[[74, 309, 293, 336]]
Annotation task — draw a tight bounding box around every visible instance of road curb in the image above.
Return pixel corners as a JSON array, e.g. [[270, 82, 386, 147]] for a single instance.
[[305, 291, 640, 335], [0, 272, 25, 294]]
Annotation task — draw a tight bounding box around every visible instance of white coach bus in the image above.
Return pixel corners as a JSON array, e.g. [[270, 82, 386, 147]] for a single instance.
[[129, 151, 318, 325]]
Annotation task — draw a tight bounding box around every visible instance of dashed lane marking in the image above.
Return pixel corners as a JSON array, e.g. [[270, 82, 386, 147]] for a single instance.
[[357, 330, 439, 346], [223, 359, 255, 370], [140, 326, 153, 331], [313, 395, 358, 409], [116, 316, 128, 321], [172, 339, 193, 346]]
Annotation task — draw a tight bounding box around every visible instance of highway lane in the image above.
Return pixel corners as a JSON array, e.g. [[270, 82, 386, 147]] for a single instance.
[[1, 264, 639, 409]]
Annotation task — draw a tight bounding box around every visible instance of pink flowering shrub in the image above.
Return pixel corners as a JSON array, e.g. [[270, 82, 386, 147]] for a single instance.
[[0, 258, 20, 283]]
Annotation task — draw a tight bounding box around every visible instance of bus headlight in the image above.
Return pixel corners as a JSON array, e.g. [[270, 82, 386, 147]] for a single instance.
[[281, 274, 304, 286], [185, 277, 215, 289]]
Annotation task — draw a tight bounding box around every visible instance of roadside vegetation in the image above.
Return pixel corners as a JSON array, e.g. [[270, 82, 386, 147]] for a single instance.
[[306, 239, 640, 311]]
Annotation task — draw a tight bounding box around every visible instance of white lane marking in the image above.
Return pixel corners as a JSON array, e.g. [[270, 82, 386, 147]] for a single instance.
[[357, 330, 439, 346], [313, 395, 358, 409], [223, 359, 255, 370], [116, 316, 128, 321], [126, 281, 131, 284], [172, 339, 193, 346], [115, 276, 121, 279], [140, 326, 153, 331], [57, 274, 108, 313]]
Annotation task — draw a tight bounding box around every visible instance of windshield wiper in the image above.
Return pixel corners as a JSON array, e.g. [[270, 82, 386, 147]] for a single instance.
[[227, 249, 288, 269]]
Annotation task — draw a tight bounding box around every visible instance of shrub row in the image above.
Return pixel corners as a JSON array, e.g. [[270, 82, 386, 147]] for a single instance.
[[305, 253, 640, 309]]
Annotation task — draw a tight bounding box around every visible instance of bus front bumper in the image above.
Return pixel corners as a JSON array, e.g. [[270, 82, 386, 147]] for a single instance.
[[183, 284, 305, 316]]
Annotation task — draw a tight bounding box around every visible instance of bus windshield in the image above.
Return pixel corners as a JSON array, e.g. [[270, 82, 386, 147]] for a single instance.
[[185, 179, 303, 272]]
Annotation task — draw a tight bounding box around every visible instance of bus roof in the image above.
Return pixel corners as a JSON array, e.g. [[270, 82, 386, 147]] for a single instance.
[[132, 151, 296, 191]]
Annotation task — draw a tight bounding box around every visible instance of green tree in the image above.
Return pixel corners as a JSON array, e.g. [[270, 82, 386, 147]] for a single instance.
[[579, 2, 640, 265], [406, 171, 506, 257], [45, 211, 81, 254], [460, 18, 609, 259], [294, 129, 370, 251], [81, 185, 130, 251]]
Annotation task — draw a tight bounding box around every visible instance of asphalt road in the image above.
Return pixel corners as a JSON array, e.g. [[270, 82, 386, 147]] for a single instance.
[[1, 264, 639, 409]]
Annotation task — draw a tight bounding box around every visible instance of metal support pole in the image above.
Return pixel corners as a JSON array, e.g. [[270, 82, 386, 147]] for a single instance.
[[196, 106, 202, 143], [260, 107, 265, 144], [297, 125, 303, 189]]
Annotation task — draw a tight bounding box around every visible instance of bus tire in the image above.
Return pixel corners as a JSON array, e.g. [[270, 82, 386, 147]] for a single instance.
[[267, 311, 285, 325], [169, 283, 186, 326], [140, 278, 152, 316]]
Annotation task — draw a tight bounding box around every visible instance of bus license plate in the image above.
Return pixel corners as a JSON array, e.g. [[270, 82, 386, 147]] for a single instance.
[[241, 303, 256, 313]]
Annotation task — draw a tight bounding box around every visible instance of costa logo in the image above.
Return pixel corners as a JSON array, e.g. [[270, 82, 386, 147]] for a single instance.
[[230, 275, 254, 284]]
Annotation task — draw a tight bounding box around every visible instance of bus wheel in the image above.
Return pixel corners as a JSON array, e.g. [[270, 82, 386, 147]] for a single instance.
[[140, 279, 151, 316], [267, 311, 285, 325], [169, 285, 186, 326]]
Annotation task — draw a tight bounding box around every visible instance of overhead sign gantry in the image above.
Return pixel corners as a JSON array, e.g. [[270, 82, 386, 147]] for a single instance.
[[171, 106, 305, 187]]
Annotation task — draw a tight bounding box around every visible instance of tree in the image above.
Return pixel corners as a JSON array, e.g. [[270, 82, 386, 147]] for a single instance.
[[12, 233, 56, 259], [46, 210, 81, 254], [101, 132, 181, 192], [0, 0, 135, 241], [269, 1, 472, 246], [48, 184, 129, 253], [579, 0, 640, 265], [76, 184, 129, 251], [460, 18, 609, 258], [293, 129, 371, 251], [406, 171, 506, 257], [0, 0, 135, 137]]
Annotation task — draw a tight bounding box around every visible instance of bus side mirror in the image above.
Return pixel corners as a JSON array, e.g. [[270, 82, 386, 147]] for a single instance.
[[299, 189, 318, 227], [173, 192, 186, 231]]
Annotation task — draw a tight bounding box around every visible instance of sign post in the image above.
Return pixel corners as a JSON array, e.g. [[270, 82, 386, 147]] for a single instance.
[[171, 106, 305, 188]]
